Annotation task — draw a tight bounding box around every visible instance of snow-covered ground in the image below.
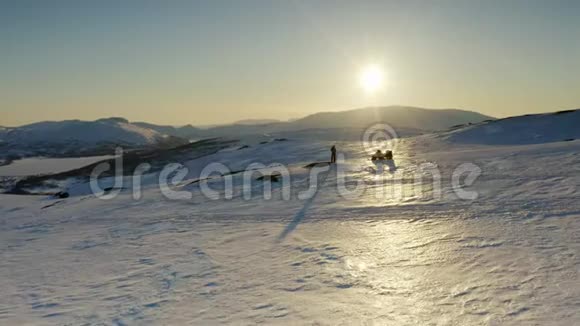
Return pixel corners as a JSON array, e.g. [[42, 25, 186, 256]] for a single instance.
[[444, 109, 580, 145], [0, 134, 579, 324], [0, 155, 116, 177]]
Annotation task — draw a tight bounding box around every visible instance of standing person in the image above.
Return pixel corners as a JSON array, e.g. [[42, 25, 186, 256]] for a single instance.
[[330, 145, 337, 163]]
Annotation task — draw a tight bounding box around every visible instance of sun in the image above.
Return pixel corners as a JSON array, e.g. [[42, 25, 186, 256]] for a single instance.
[[359, 64, 384, 94]]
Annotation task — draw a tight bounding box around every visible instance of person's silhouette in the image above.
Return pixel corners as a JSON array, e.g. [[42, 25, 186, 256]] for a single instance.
[[330, 145, 337, 163]]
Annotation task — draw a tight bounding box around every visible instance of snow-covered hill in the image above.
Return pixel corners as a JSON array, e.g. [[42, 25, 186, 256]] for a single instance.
[[285, 106, 493, 131], [445, 109, 580, 145], [0, 118, 194, 160], [193, 106, 493, 138], [0, 128, 579, 324], [133, 122, 202, 139], [0, 117, 164, 146], [232, 118, 281, 125]]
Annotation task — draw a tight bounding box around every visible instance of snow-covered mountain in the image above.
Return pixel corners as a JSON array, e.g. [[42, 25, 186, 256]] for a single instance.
[[232, 118, 281, 125], [445, 108, 580, 145], [196, 106, 493, 137], [132, 122, 202, 139], [0, 117, 164, 146], [0, 117, 193, 160], [284, 106, 493, 131]]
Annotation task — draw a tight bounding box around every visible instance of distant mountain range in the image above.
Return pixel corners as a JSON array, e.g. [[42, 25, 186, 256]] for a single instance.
[[5, 106, 576, 156], [0, 106, 493, 158], [291, 106, 491, 130], [232, 118, 281, 126], [0, 117, 187, 159], [193, 106, 494, 137], [1, 117, 163, 145], [132, 121, 202, 139]]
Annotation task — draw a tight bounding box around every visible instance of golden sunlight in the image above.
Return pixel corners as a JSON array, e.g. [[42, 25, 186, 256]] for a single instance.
[[358, 64, 385, 94]]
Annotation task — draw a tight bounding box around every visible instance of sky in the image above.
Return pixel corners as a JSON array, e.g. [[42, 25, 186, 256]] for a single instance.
[[1, 0, 580, 126]]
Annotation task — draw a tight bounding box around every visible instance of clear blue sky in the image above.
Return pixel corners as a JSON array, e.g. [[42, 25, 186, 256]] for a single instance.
[[2, 0, 580, 126]]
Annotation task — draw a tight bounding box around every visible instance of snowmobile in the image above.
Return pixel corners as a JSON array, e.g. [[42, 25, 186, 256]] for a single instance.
[[371, 150, 393, 161]]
